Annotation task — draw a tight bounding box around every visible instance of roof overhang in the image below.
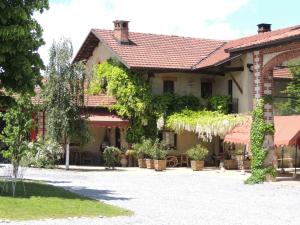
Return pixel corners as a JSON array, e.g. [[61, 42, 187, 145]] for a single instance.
[[226, 35, 300, 54], [86, 113, 130, 128]]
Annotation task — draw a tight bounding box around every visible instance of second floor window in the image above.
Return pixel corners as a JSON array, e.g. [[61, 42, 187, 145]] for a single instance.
[[201, 82, 212, 98], [163, 80, 174, 93]]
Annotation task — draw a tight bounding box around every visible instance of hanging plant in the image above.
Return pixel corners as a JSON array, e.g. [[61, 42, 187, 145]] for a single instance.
[[166, 109, 245, 141]]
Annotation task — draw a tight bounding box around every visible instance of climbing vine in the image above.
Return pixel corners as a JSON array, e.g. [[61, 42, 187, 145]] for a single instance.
[[245, 98, 276, 184]]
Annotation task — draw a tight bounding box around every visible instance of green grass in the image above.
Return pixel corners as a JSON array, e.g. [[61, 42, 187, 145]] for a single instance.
[[0, 181, 132, 221]]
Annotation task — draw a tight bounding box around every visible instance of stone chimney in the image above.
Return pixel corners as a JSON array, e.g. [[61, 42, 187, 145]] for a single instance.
[[113, 20, 130, 44], [257, 23, 272, 33]]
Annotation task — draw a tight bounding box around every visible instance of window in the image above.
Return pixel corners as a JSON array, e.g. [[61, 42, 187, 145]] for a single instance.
[[162, 131, 177, 150], [163, 80, 174, 93], [201, 82, 212, 98]]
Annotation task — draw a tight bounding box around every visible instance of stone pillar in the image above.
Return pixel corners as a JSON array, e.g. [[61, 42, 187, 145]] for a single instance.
[[252, 51, 277, 168]]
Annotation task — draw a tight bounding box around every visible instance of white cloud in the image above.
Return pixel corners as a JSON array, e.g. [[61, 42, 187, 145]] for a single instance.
[[35, 0, 249, 65]]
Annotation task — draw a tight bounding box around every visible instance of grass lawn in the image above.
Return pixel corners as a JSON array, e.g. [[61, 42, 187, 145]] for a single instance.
[[0, 180, 132, 221]]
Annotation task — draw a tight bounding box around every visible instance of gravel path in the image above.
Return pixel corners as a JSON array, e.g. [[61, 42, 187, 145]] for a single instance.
[[1, 166, 300, 225]]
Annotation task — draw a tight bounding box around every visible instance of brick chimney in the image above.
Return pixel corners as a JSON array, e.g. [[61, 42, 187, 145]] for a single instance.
[[257, 23, 272, 33], [113, 20, 130, 44]]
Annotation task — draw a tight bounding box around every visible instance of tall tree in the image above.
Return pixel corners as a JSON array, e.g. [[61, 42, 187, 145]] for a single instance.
[[275, 61, 300, 115], [0, 0, 48, 102], [43, 38, 90, 170]]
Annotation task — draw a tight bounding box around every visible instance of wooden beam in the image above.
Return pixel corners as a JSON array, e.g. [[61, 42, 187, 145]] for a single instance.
[[229, 72, 243, 94]]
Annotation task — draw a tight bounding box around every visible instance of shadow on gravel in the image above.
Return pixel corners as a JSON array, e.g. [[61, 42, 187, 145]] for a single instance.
[[64, 186, 133, 202]]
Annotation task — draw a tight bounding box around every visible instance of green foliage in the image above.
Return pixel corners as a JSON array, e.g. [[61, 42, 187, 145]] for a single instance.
[[149, 139, 168, 160], [275, 61, 300, 115], [132, 137, 153, 159], [22, 138, 64, 168], [103, 146, 121, 169], [166, 109, 245, 141], [186, 144, 209, 161], [0, 0, 48, 102], [208, 95, 231, 114], [246, 99, 276, 184], [43, 38, 90, 146], [0, 95, 35, 177]]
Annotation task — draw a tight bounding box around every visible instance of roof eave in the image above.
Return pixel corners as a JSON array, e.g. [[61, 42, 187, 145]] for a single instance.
[[226, 35, 300, 54]]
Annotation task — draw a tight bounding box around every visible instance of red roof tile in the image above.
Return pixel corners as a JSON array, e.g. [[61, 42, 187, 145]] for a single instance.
[[75, 29, 225, 70], [74, 25, 300, 70]]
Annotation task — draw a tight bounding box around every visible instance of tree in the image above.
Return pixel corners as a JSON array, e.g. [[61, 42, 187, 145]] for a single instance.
[[275, 61, 300, 115], [0, 95, 35, 179], [43, 38, 90, 170], [0, 0, 48, 104]]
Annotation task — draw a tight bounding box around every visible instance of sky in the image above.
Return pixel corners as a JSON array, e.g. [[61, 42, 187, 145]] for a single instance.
[[35, 0, 300, 64]]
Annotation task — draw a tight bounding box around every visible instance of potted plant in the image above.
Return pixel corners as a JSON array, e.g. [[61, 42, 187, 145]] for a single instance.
[[119, 152, 128, 167], [125, 149, 137, 167], [187, 144, 208, 171], [150, 139, 168, 171], [132, 138, 152, 168], [103, 146, 121, 170]]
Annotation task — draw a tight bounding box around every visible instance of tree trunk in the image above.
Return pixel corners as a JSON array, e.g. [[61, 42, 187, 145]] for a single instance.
[[65, 137, 70, 170]]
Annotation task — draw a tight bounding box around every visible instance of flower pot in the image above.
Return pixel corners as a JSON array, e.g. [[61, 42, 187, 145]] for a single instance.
[[146, 159, 154, 169], [191, 160, 204, 171], [265, 174, 276, 182], [138, 159, 146, 168], [224, 159, 238, 170], [154, 159, 166, 171], [120, 156, 128, 167]]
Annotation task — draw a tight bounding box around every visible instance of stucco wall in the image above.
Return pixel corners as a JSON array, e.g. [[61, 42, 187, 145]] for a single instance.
[[85, 42, 115, 74]]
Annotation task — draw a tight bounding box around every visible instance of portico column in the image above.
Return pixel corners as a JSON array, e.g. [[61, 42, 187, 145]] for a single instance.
[[252, 51, 277, 167]]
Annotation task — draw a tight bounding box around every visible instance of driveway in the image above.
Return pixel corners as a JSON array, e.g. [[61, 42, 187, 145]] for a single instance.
[[2, 166, 300, 225]]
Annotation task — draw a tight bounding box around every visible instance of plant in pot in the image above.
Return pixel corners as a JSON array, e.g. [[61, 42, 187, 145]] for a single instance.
[[187, 144, 208, 171], [132, 142, 146, 168], [137, 138, 155, 169], [150, 139, 168, 171], [103, 146, 121, 170]]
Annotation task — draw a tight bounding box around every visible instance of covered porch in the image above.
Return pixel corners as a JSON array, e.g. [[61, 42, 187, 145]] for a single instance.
[[69, 112, 130, 165]]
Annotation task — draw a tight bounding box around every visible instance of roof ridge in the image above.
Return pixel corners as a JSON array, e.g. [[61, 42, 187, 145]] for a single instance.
[[92, 28, 225, 43]]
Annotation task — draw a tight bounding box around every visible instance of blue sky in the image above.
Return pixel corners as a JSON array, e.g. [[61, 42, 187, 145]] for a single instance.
[[36, 0, 300, 63]]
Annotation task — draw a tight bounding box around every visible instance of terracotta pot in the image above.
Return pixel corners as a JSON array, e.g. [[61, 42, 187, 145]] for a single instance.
[[138, 159, 146, 168], [120, 156, 128, 167], [190, 160, 204, 171], [154, 160, 166, 171], [224, 159, 238, 170], [145, 159, 154, 169]]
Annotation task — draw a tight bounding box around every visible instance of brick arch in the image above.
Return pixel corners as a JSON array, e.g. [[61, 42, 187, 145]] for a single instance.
[[262, 49, 300, 77]]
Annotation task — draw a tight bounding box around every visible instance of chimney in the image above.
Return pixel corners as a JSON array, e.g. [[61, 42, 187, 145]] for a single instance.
[[113, 20, 130, 44], [257, 23, 272, 33]]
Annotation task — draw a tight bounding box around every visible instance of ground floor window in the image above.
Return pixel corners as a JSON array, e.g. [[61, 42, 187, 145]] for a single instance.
[[161, 131, 177, 150]]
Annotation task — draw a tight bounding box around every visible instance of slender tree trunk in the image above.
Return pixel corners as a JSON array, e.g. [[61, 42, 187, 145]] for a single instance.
[[65, 137, 70, 170]]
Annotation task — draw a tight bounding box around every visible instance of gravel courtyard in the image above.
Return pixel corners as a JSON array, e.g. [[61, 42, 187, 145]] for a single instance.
[[2, 166, 300, 225]]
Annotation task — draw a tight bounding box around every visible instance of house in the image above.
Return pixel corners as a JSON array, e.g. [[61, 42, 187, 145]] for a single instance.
[[34, 21, 300, 166]]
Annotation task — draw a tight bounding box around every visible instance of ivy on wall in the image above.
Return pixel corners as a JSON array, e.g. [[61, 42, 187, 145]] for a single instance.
[[89, 59, 242, 143], [245, 98, 276, 184]]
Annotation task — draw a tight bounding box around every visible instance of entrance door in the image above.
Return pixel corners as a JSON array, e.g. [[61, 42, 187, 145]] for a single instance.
[[115, 127, 121, 149]]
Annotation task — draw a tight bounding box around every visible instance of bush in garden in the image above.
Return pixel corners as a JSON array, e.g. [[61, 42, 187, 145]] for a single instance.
[[103, 146, 121, 169], [187, 144, 209, 161], [22, 138, 64, 168]]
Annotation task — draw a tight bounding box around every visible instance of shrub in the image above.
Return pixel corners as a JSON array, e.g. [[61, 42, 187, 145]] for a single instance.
[[22, 138, 64, 168], [103, 146, 121, 169], [132, 138, 153, 159], [149, 139, 168, 160], [187, 144, 209, 161], [208, 95, 231, 114]]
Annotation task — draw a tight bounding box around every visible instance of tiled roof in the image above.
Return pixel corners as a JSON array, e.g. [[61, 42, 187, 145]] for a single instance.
[[195, 25, 300, 69], [84, 94, 116, 107], [31, 88, 116, 108], [74, 24, 300, 70], [273, 68, 293, 79], [75, 29, 225, 70]]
